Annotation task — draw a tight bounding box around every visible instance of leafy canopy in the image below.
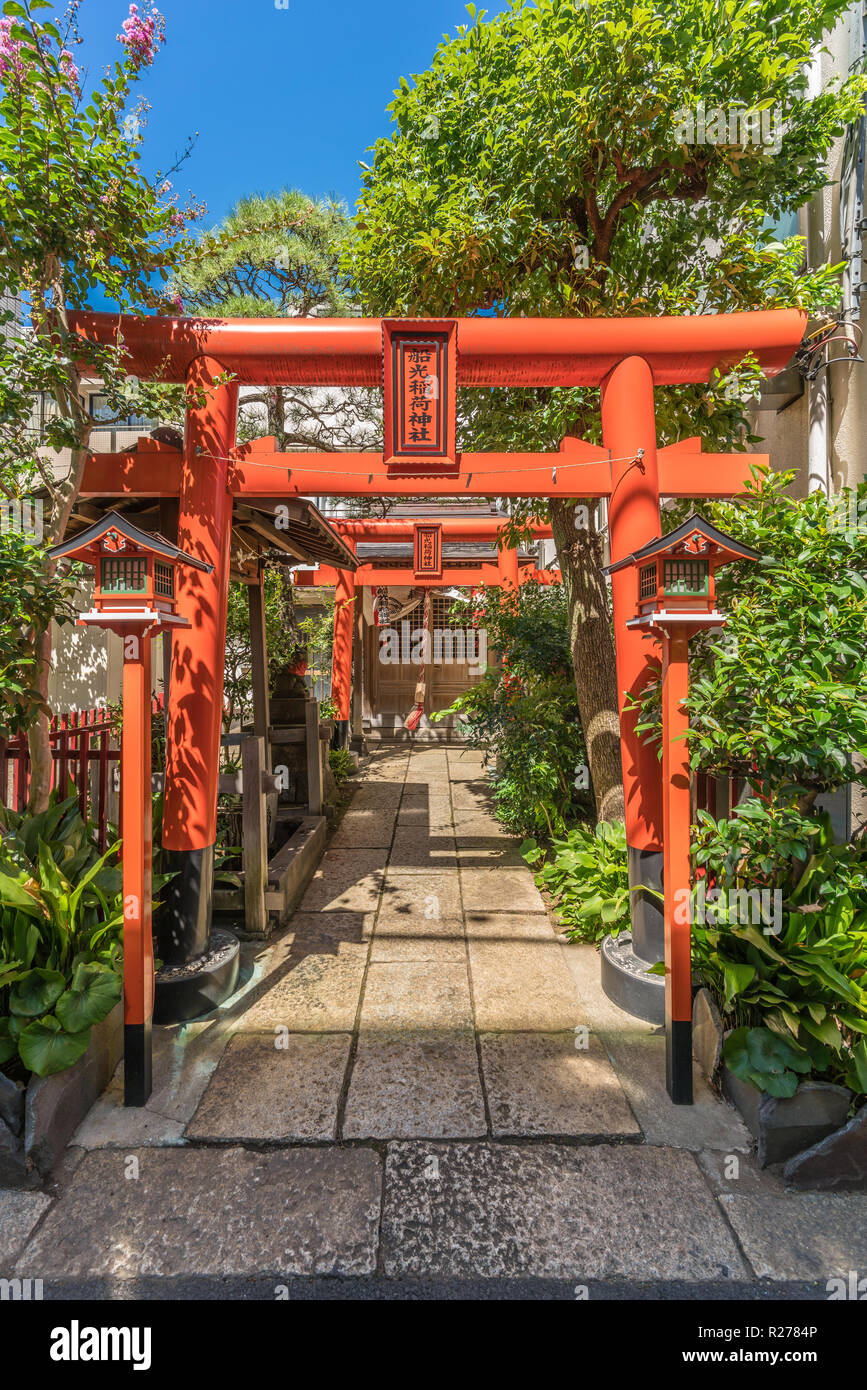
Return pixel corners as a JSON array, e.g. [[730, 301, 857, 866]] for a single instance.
[[350, 0, 862, 457]]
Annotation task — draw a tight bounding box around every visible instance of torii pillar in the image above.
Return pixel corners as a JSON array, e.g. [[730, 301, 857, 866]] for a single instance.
[[331, 540, 357, 749], [497, 541, 520, 591], [601, 356, 665, 1008], [159, 356, 240, 1006]]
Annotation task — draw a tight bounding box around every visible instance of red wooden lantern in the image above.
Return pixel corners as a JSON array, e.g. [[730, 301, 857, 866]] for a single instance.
[[48, 512, 212, 1106], [609, 513, 760, 635], [607, 513, 759, 1104]]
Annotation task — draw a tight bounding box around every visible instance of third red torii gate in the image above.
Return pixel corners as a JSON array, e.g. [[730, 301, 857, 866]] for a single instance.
[[73, 307, 805, 972]]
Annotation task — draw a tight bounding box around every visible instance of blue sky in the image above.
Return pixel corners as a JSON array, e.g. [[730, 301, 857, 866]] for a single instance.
[[66, 0, 507, 228]]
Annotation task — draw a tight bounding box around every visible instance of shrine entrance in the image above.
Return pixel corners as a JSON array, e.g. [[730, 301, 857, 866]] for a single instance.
[[68, 306, 805, 1102]]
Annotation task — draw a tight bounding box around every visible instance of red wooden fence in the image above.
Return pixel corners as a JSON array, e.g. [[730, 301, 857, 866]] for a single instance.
[[0, 697, 163, 851]]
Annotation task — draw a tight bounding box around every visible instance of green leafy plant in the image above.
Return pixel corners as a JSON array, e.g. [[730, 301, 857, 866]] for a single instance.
[[433, 583, 590, 837], [692, 807, 867, 1096], [0, 792, 125, 1077], [522, 820, 630, 943], [329, 747, 355, 784]]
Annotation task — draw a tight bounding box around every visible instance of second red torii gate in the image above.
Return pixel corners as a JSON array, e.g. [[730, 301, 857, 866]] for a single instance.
[[294, 514, 558, 732], [72, 307, 805, 974]]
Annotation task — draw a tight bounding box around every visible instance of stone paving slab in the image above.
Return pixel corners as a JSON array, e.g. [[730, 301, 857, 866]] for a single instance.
[[371, 918, 465, 964], [719, 1193, 867, 1280], [446, 755, 489, 780], [381, 1142, 748, 1280], [469, 942, 584, 1032], [561, 942, 752, 1152], [329, 812, 397, 849], [451, 786, 495, 813], [347, 786, 403, 812], [400, 783, 452, 808], [388, 831, 458, 871], [0, 1189, 52, 1263], [360, 962, 474, 1031], [460, 867, 546, 914], [15, 1147, 382, 1278], [72, 1093, 187, 1150], [379, 870, 463, 921], [456, 838, 528, 867], [186, 1032, 352, 1142], [240, 932, 367, 1032], [299, 849, 387, 913], [70, 1017, 231, 1149], [480, 1032, 640, 1137], [397, 806, 455, 833], [343, 1032, 486, 1139], [465, 910, 555, 942]]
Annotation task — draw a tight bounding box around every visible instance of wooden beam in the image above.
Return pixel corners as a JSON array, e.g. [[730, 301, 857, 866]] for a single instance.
[[248, 565, 270, 755], [230, 445, 612, 499], [657, 446, 766, 497], [80, 451, 182, 496], [241, 736, 268, 935], [348, 565, 502, 587], [305, 699, 322, 815]]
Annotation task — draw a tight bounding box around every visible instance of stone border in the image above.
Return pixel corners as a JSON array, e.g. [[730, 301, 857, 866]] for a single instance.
[[264, 815, 327, 926], [692, 988, 863, 1183], [0, 1002, 123, 1189]]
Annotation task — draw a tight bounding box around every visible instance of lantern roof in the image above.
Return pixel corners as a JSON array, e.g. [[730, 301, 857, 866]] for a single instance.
[[604, 512, 760, 576], [47, 510, 213, 572]]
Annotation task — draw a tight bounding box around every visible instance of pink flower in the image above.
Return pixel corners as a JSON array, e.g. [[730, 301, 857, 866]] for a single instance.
[[0, 18, 24, 81], [171, 295, 184, 313], [117, 3, 165, 69], [59, 49, 80, 89], [168, 210, 186, 229]]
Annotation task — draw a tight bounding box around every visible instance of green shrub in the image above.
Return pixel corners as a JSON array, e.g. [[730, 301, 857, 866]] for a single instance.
[[329, 747, 355, 783], [433, 583, 590, 837], [522, 820, 630, 943], [692, 805, 867, 1097], [0, 793, 125, 1078]]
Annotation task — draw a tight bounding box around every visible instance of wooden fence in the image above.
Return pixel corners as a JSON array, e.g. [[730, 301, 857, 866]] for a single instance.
[[0, 700, 160, 850]]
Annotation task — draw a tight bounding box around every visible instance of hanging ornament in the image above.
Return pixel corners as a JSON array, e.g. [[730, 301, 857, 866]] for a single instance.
[[374, 586, 391, 627]]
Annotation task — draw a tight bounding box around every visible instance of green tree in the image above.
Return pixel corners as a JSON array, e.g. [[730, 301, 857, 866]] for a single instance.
[[0, 0, 199, 809], [349, 0, 861, 821], [174, 191, 381, 452], [0, 528, 76, 737]]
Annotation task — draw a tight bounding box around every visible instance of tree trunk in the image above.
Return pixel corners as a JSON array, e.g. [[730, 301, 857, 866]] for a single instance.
[[549, 498, 624, 822], [26, 626, 54, 813], [27, 431, 90, 815]]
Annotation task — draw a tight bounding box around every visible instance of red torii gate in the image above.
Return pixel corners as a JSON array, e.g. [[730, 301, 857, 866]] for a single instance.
[[73, 307, 805, 982], [294, 514, 558, 732]]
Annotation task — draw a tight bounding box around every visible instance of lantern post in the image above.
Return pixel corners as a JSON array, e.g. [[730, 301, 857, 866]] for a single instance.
[[47, 513, 213, 1106], [606, 514, 759, 1103]]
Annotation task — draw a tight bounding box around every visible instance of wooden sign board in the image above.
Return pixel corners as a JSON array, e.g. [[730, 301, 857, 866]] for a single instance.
[[413, 522, 443, 579], [383, 320, 457, 477]]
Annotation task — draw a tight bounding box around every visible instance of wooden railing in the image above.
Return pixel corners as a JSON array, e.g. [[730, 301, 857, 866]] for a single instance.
[[0, 698, 162, 849]]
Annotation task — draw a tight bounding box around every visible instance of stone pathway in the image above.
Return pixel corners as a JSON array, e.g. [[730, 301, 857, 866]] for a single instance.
[[2, 745, 866, 1296]]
